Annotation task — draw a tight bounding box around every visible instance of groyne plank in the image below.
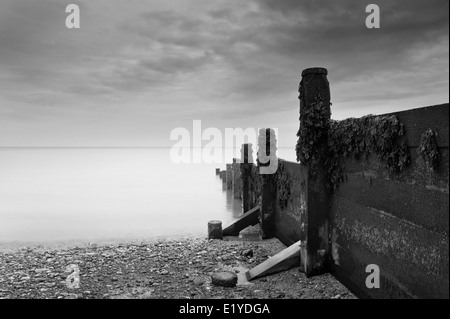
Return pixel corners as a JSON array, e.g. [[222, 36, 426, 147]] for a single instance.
[[223, 206, 260, 236], [245, 241, 300, 281]]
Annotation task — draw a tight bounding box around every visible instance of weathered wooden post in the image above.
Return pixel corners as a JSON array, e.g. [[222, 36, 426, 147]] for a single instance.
[[258, 128, 278, 239], [240, 143, 254, 213], [208, 220, 223, 240], [297, 67, 331, 277], [220, 170, 226, 183], [226, 164, 233, 190], [232, 158, 242, 199]]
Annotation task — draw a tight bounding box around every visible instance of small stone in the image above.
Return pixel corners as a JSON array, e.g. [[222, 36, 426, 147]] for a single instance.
[[193, 278, 204, 286], [211, 271, 238, 288], [241, 249, 253, 258]]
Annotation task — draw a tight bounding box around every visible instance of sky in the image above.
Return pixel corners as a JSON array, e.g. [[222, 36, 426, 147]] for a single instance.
[[0, 0, 448, 151]]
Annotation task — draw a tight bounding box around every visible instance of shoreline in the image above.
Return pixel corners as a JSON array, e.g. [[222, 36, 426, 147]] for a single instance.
[[0, 234, 208, 253], [0, 226, 356, 299]]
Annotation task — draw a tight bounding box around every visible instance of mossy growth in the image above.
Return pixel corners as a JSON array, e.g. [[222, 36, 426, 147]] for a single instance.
[[256, 160, 292, 209], [417, 128, 440, 171], [274, 160, 292, 209], [296, 102, 411, 191], [327, 115, 410, 190], [296, 94, 329, 169]]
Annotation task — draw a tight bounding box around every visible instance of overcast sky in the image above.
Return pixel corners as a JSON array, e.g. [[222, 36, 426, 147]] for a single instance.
[[0, 0, 448, 150]]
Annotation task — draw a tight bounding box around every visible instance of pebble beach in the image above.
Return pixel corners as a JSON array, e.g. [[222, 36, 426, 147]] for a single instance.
[[0, 227, 356, 299]]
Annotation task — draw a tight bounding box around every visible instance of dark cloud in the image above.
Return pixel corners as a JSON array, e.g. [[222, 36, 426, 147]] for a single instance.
[[248, 0, 448, 74], [93, 0, 449, 110], [0, 0, 448, 147]]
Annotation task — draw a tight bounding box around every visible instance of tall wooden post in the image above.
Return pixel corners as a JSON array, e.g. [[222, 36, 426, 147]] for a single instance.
[[259, 128, 278, 239], [220, 171, 226, 183], [232, 158, 242, 199], [298, 67, 331, 277], [226, 164, 233, 190], [240, 143, 254, 214]]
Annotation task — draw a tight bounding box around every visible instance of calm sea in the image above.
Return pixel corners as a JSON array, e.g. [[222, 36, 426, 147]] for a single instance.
[[0, 147, 296, 249]]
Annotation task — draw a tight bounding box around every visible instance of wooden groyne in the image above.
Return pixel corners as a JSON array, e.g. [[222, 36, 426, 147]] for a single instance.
[[215, 67, 449, 299]]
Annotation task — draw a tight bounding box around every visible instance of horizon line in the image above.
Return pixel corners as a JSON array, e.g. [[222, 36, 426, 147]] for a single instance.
[[0, 146, 297, 150]]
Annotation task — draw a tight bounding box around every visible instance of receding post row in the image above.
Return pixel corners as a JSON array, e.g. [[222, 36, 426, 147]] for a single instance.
[[215, 67, 331, 278]]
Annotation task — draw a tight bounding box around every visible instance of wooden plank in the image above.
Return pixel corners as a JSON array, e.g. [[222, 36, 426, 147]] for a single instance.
[[381, 103, 449, 147], [334, 173, 449, 234], [222, 206, 260, 236], [332, 230, 449, 299], [273, 159, 304, 247], [331, 196, 449, 277], [245, 241, 300, 281], [330, 196, 449, 298], [341, 149, 449, 194], [330, 244, 417, 299], [273, 212, 302, 247]]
